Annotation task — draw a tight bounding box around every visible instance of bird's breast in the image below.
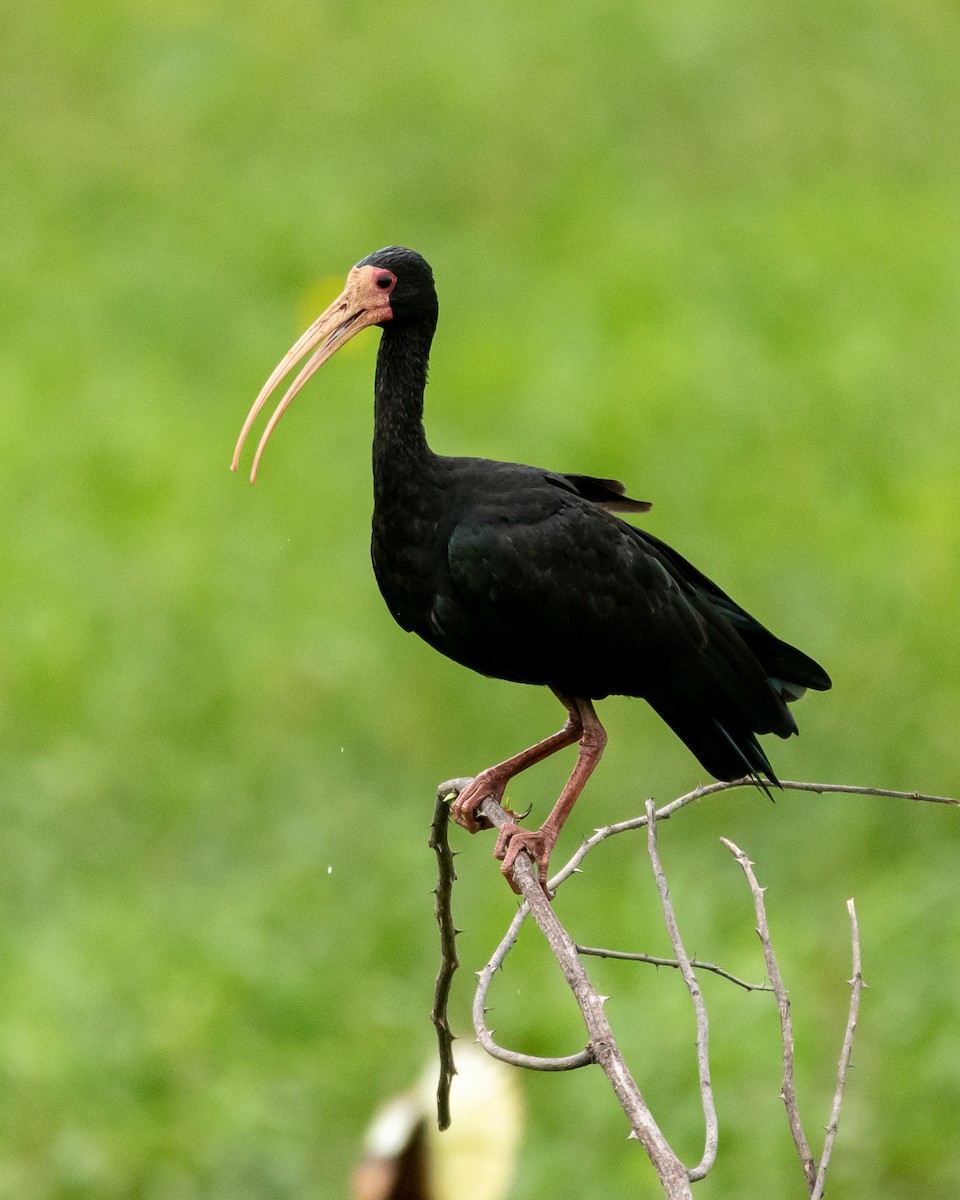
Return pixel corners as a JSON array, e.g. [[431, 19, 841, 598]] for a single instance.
[[370, 500, 449, 637]]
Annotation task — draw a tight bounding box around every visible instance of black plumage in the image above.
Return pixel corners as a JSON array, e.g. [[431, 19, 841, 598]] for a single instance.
[[233, 246, 831, 890]]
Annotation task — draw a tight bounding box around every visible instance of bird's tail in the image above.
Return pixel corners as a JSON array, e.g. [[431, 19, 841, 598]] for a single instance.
[[645, 696, 780, 793]]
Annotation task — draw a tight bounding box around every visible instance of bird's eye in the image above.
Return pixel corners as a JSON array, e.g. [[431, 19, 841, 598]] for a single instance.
[[376, 273, 394, 290]]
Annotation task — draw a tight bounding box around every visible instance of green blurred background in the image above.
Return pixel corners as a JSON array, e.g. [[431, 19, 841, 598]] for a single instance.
[[2, 0, 959, 1195]]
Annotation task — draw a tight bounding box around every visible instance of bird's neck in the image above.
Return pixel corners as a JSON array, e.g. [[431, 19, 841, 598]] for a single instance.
[[372, 322, 434, 495]]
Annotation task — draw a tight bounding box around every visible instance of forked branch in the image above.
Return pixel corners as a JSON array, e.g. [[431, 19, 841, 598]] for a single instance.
[[721, 839, 865, 1197], [473, 793, 694, 1198], [429, 779, 954, 1195], [721, 838, 817, 1187]]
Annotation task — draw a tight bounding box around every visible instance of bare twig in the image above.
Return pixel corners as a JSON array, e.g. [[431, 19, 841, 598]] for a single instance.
[[774, 780, 958, 807], [476, 794, 694, 1200], [812, 899, 864, 1200], [575, 945, 773, 992], [721, 837, 817, 1191], [545, 779, 957, 898], [646, 799, 718, 1181], [429, 783, 463, 1130]]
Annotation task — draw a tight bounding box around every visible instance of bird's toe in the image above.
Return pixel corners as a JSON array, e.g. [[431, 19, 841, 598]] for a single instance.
[[450, 771, 506, 833], [494, 824, 553, 895]]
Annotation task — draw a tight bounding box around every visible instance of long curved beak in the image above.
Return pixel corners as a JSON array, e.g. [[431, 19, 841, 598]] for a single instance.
[[231, 266, 392, 482]]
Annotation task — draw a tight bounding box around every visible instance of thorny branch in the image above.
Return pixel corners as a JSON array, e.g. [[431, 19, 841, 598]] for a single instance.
[[813, 898, 863, 1200], [574, 945, 773, 992], [722, 839, 865, 1197], [548, 779, 957, 894], [644, 798, 717, 1180], [428, 790, 460, 1130], [430, 778, 957, 1194], [472, 793, 694, 1198], [721, 837, 818, 1188]]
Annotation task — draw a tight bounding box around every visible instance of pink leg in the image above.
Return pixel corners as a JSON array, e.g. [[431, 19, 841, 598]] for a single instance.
[[451, 691, 583, 834], [495, 697, 606, 894]]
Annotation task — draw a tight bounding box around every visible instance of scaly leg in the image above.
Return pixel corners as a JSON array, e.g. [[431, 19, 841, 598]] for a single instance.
[[451, 690, 583, 834], [495, 696, 606, 893]]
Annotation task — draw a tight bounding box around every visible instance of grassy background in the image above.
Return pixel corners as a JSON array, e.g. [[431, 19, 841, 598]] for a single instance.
[[2, 0, 959, 1195]]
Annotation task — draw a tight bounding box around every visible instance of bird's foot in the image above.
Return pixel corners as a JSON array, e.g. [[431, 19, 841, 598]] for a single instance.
[[494, 823, 556, 896], [449, 770, 510, 833]]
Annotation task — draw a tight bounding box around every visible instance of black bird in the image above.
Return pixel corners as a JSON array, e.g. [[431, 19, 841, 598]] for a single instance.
[[232, 247, 831, 891]]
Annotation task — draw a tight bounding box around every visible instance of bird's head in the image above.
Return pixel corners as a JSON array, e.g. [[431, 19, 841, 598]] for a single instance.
[[356, 246, 438, 328], [231, 246, 437, 482]]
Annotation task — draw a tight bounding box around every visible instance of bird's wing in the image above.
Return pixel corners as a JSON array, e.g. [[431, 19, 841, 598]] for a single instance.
[[436, 484, 746, 695], [546, 471, 652, 513], [633, 528, 832, 693], [431, 476, 821, 782]]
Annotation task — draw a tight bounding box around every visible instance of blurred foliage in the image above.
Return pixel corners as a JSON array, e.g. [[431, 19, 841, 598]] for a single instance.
[[1, 0, 959, 1196]]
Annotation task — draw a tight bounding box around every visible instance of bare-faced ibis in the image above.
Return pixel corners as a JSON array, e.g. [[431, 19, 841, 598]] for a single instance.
[[232, 247, 831, 891]]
